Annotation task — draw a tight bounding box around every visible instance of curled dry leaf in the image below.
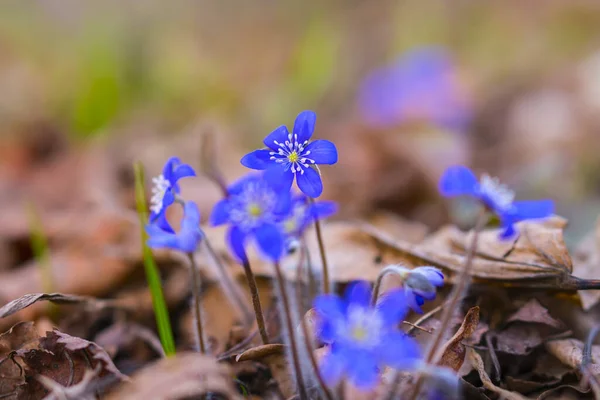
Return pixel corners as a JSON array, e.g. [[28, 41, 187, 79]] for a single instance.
[[572, 217, 600, 310], [0, 322, 39, 398], [235, 343, 295, 398], [438, 306, 480, 372], [506, 299, 565, 330], [0, 293, 122, 319], [546, 338, 600, 373], [468, 348, 528, 400], [106, 352, 242, 400]]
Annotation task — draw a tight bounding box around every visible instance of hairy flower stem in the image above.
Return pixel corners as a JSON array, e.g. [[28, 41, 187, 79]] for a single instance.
[[370, 265, 408, 306], [404, 210, 488, 400], [201, 237, 253, 326], [187, 253, 206, 354], [309, 198, 331, 294], [273, 261, 308, 400], [241, 255, 270, 345], [296, 242, 335, 400]]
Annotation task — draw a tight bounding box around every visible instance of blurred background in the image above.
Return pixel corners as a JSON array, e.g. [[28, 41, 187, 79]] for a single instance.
[[2, 0, 600, 245]]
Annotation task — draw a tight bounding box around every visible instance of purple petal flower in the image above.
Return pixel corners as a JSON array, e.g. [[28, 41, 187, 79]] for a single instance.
[[280, 195, 337, 246], [358, 47, 471, 131], [241, 110, 338, 198], [209, 172, 292, 262], [146, 201, 202, 253], [313, 281, 421, 390], [439, 165, 555, 238], [149, 157, 196, 233]]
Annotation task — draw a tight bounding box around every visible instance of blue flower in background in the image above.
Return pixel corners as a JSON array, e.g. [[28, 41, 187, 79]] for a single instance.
[[403, 266, 445, 314], [146, 201, 202, 253], [439, 165, 554, 238], [358, 47, 471, 131], [314, 281, 421, 390], [149, 157, 196, 233], [281, 195, 337, 241], [241, 110, 338, 198], [210, 172, 292, 262]]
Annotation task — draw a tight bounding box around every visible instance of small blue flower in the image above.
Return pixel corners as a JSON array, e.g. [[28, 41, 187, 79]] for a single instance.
[[149, 157, 196, 233], [358, 47, 471, 131], [146, 201, 202, 253], [240, 110, 338, 198], [314, 281, 421, 390], [280, 195, 337, 241], [439, 165, 554, 238], [209, 172, 292, 262], [403, 266, 445, 314]]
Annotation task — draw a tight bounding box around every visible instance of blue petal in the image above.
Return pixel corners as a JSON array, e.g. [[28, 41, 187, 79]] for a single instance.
[[145, 223, 165, 237], [344, 281, 372, 308], [293, 110, 316, 144], [376, 288, 409, 326], [172, 163, 196, 182], [498, 216, 517, 240], [147, 233, 179, 250], [319, 347, 346, 386], [297, 167, 323, 198], [227, 226, 248, 263], [438, 165, 479, 198], [228, 174, 257, 196], [511, 199, 554, 221], [162, 157, 181, 182], [303, 140, 338, 165], [181, 202, 201, 232], [405, 288, 424, 314], [178, 230, 202, 253], [309, 200, 338, 220], [314, 295, 346, 322], [263, 126, 290, 150], [241, 149, 273, 170], [415, 266, 444, 287], [210, 199, 230, 226], [264, 166, 294, 193], [346, 350, 379, 390], [253, 223, 284, 261], [376, 332, 421, 370], [273, 190, 292, 216], [151, 208, 175, 234]]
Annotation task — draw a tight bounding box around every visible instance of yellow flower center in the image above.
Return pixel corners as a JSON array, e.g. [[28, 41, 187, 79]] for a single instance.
[[247, 203, 263, 217], [288, 151, 299, 163], [351, 326, 368, 342]]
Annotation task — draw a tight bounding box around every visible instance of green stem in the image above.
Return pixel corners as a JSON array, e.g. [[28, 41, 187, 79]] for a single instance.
[[134, 162, 176, 357]]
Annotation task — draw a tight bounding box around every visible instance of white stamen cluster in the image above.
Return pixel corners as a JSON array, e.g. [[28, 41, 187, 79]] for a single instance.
[[150, 174, 171, 214], [269, 133, 315, 174], [478, 174, 515, 211], [337, 305, 384, 348], [228, 180, 278, 231]]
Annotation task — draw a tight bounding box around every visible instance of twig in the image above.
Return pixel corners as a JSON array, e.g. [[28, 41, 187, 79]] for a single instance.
[[242, 255, 270, 345], [310, 198, 331, 294], [273, 261, 308, 400], [188, 253, 206, 354]]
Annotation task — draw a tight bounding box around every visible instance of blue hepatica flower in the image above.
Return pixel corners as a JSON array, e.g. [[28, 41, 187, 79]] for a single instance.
[[358, 47, 471, 131], [439, 165, 554, 238], [149, 157, 196, 233], [402, 266, 445, 314], [281, 195, 337, 242], [210, 172, 292, 262], [314, 281, 421, 390], [146, 201, 202, 253], [240, 110, 338, 198]]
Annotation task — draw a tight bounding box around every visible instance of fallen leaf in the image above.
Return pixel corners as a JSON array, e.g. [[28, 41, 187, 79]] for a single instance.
[[572, 217, 600, 310], [506, 299, 565, 329], [235, 344, 286, 362], [546, 339, 600, 371], [0, 293, 122, 319], [0, 321, 39, 354], [106, 352, 242, 400], [468, 347, 528, 400], [439, 306, 480, 371], [235, 344, 295, 398]]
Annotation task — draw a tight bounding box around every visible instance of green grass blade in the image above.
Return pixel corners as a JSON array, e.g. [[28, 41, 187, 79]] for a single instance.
[[134, 161, 176, 356]]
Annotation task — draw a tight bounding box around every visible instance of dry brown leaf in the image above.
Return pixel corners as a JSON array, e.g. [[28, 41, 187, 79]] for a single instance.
[[0, 322, 38, 398], [0, 321, 39, 355], [235, 344, 295, 398], [0, 293, 121, 319], [106, 352, 242, 400], [546, 339, 600, 372], [506, 299, 565, 330], [468, 347, 528, 400], [439, 306, 480, 372], [572, 217, 600, 310]]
